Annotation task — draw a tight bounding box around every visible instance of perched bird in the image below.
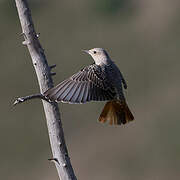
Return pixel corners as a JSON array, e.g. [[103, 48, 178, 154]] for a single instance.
[[44, 48, 134, 125]]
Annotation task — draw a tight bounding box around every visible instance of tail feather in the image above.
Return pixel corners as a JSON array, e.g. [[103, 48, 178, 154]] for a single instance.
[[99, 100, 134, 125]]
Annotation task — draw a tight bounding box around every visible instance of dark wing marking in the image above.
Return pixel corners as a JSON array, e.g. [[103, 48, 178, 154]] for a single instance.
[[119, 71, 127, 89], [44, 64, 116, 103]]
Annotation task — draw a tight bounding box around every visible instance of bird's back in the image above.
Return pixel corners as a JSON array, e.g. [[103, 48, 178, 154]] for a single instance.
[[102, 61, 125, 100]]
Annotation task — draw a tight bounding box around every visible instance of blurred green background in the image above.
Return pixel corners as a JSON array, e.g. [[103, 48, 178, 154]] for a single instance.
[[1, 0, 180, 179]]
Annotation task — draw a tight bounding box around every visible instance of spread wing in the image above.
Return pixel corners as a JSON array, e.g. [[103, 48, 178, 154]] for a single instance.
[[44, 64, 116, 103]]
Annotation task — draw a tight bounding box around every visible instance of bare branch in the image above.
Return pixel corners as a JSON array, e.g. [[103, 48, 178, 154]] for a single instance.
[[13, 94, 50, 106], [14, 0, 77, 180]]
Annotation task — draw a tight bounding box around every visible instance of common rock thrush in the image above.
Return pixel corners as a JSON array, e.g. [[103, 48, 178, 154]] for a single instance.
[[44, 48, 134, 125]]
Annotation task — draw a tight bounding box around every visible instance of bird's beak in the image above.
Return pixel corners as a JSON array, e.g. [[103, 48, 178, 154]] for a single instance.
[[82, 50, 89, 54]]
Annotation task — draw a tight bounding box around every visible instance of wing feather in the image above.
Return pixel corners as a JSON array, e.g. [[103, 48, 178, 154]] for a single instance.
[[62, 82, 78, 102], [82, 83, 89, 103], [59, 81, 75, 100], [70, 83, 83, 103], [44, 64, 116, 103]]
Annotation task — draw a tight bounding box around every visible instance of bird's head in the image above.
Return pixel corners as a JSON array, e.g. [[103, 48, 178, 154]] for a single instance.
[[82, 48, 110, 65]]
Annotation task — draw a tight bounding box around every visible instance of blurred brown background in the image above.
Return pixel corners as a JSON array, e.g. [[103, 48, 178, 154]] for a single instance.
[[1, 0, 180, 179]]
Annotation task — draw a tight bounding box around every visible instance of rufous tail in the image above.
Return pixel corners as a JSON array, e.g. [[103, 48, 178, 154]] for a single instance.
[[99, 100, 134, 125]]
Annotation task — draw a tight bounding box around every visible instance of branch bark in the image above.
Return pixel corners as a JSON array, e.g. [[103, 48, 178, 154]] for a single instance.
[[14, 1, 77, 180]]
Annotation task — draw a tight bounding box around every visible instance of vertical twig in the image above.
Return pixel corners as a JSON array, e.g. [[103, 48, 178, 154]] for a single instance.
[[14, 0, 77, 179]]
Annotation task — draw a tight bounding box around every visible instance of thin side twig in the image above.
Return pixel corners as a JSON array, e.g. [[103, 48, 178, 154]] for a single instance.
[[14, 0, 77, 180], [13, 93, 50, 106]]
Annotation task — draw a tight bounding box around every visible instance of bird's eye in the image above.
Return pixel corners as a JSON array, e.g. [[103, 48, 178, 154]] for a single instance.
[[93, 51, 97, 54]]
